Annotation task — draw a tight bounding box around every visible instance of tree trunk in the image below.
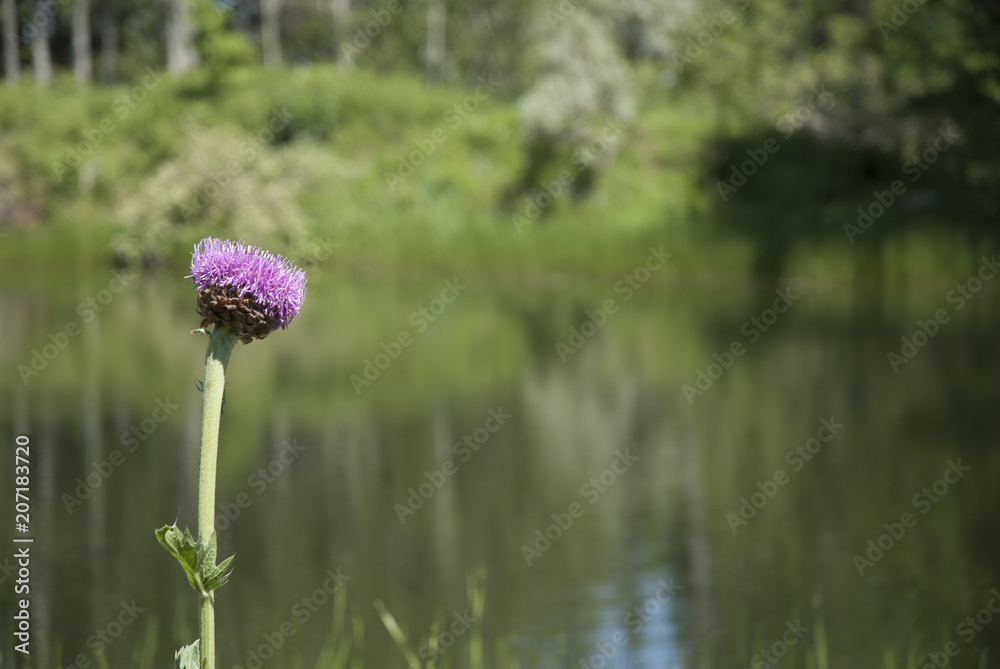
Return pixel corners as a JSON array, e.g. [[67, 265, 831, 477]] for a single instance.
[[425, 0, 445, 84], [166, 0, 197, 73], [3, 0, 20, 81], [30, 2, 52, 86], [73, 0, 93, 82], [98, 0, 118, 82], [261, 0, 281, 66]]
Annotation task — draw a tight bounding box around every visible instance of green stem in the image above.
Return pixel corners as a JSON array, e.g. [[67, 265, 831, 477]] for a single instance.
[[197, 326, 238, 669]]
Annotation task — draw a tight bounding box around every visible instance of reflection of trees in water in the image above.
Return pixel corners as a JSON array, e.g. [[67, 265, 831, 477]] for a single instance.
[[431, 401, 459, 584], [11, 279, 1000, 665], [678, 395, 714, 667], [516, 317, 690, 660], [83, 324, 109, 665], [521, 320, 640, 497]]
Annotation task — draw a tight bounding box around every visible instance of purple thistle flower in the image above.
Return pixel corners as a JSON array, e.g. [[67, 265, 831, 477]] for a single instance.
[[188, 238, 306, 343]]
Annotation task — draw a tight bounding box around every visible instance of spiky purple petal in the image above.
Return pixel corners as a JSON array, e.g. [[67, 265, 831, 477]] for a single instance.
[[189, 238, 306, 330]]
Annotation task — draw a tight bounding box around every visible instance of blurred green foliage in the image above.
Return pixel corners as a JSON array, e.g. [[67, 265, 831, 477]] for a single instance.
[[1, 0, 998, 279]]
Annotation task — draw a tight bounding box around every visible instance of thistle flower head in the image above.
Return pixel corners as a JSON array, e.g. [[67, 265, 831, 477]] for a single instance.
[[189, 238, 306, 343]]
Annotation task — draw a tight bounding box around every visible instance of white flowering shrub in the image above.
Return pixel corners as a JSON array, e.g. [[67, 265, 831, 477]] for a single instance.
[[114, 121, 315, 266], [518, 10, 635, 181]]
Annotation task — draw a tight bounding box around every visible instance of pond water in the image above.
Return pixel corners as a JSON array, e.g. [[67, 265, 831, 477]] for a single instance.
[[2, 264, 999, 668]]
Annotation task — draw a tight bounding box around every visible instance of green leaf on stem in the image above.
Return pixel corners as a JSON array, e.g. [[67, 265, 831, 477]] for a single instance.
[[156, 523, 235, 597], [175, 640, 200, 669], [204, 553, 235, 592], [156, 524, 201, 592]]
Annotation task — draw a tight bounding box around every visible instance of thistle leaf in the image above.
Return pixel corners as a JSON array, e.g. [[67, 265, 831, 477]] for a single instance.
[[203, 554, 236, 592], [156, 524, 204, 595], [175, 640, 200, 669], [156, 524, 234, 596]]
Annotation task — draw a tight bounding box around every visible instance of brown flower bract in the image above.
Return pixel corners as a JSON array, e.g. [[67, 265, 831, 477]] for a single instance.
[[196, 286, 277, 344]]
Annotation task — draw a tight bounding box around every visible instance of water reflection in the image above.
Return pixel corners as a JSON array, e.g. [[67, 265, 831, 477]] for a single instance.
[[2, 270, 1000, 668]]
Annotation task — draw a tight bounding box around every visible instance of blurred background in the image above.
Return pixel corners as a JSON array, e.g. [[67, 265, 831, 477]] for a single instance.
[[2, 0, 1000, 667]]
